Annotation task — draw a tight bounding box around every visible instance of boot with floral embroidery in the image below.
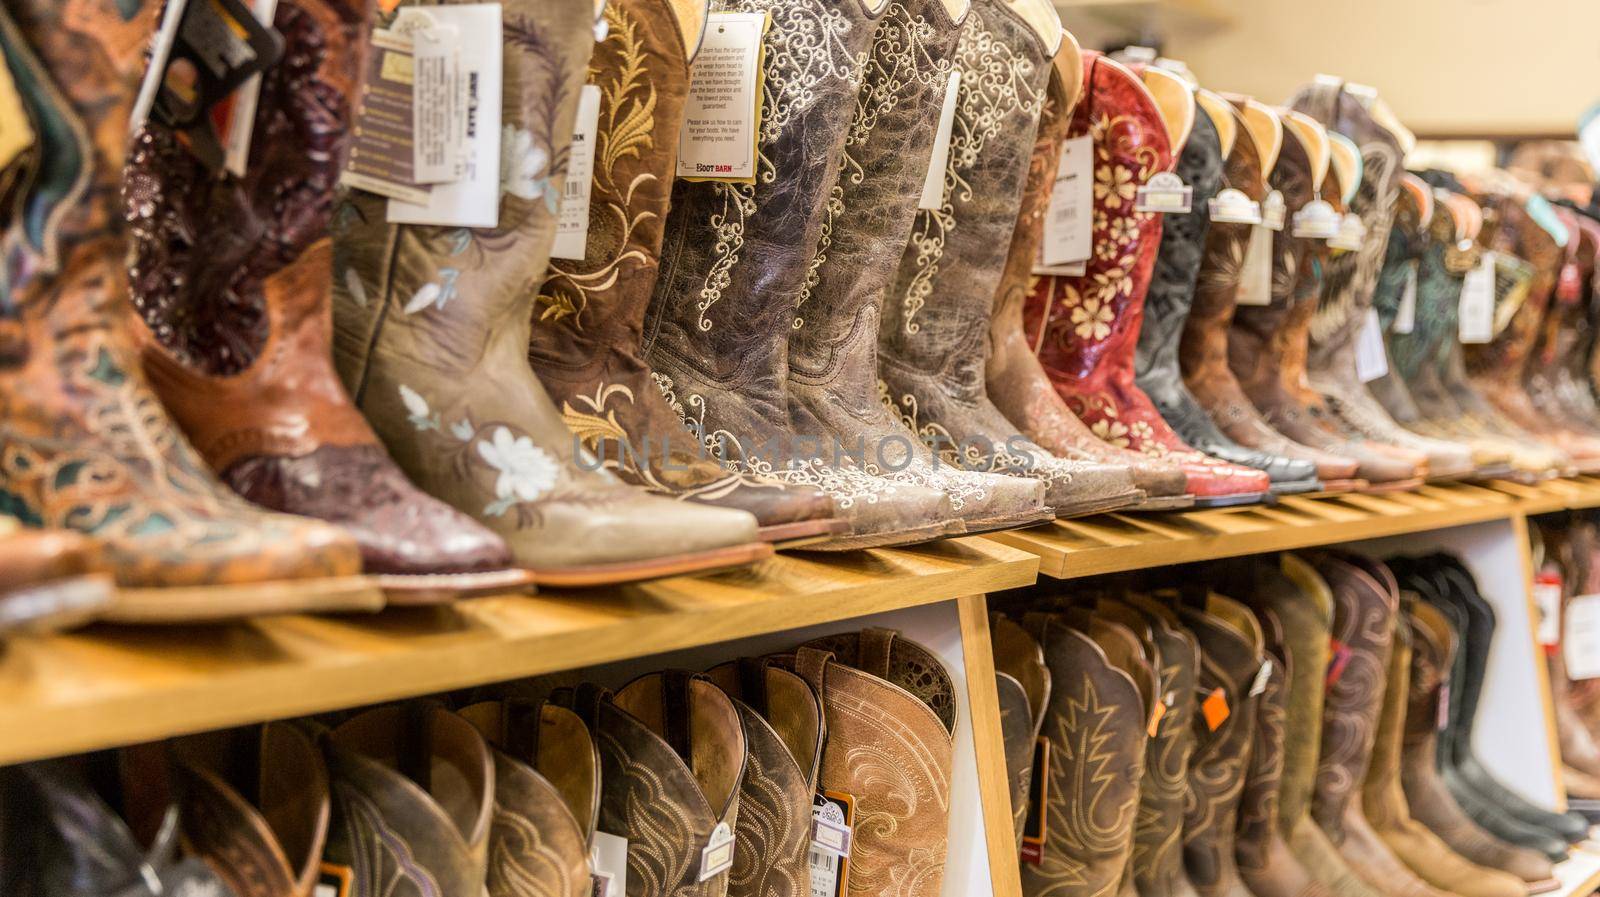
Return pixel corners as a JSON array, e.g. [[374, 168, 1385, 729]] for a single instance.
[[1025, 53, 1270, 507], [529, 0, 845, 548], [332, 0, 770, 585]]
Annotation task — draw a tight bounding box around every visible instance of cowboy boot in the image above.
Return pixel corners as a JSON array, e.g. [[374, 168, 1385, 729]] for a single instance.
[[1534, 521, 1600, 784], [527, 0, 843, 547], [1402, 599, 1559, 888], [1359, 604, 1528, 897], [556, 676, 745, 897], [872, 0, 1143, 518], [993, 612, 1052, 843], [1135, 87, 1319, 492], [704, 658, 825, 897], [0, 0, 368, 619], [123, 0, 521, 597], [1524, 210, 1600, 438], [784, 0, 1079, 532], [1548, 213, 1600, 427], [640, 0, 963, 551], [0, 527, 111, 635], [331, 0, 772, 585], [986, 38, 1191, 511], [789, 629, 956, 897], [456, 701, 598, 897], [1025, 53, 1269, 506]]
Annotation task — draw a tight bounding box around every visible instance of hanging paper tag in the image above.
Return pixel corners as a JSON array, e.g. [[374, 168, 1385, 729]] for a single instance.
[[1019, 737, 1051, 866], [1200, 687, 1230, 731], [314, 864, 353, 897], [810, 792, 855, 896], [1146, 698, 1166, 737], [811, 803, 853, 859], [1234, 225, 1276, 307], [1293, 198, 1342, 239], [1329, 213, 1367, 251], [550, 84, 602, 261], [1394, 262, 1419, 334], [1038, 134, 1094, 267], [1525, 194, 1570, 247], [1566, 595, 1600, 681], [1534, 570, 1563, 653], [1034, 260, 1088, 277], [1250, 658, 1273, 697], [1354, 307, 1389, 382], [343, 29, 429, 203], [1208, 188, 1262, 225], [405, 17, 468, 185], [1135, 171, 1192, 214], [591, 831, 628, 897], [216, 0, 280, 176], [1261, 191, 1287, 231], [677, 11, 767, 183], [1326, 638, 1352, 689], [698, 821, 736, 882], [918, 70, 962, 211], [1458, 251, 1496, 344]]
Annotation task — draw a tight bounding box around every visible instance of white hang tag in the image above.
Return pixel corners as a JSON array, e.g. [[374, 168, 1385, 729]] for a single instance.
[[1354, 307, 1389, 382], [677, 11, 767, 182], [810, 801, 854, 859], [1260, 191, 1287, 231], [1329, 213, 1367, 251], [218, 0, 280, 176], [1234, 225, 1276, 307], [1135, 171, 1191, 214], [1535, 572, 1563, 649], [385, 3, 503, 228], [1458, 251, 1496, 344], [1038, 134, 1094, 266], [1208, 188, 1261, 225], [1034, 260, 1088, 277], [404, 17, 467, 186], [1292, 198, 1341, 240], [918, 70, 962, 211], [1565, 594, 1600, 680], [591, 831, 628, 897], [550, 84, 602, 261], [698, 821, 736, 882], [1393, 262, 1419, 334]]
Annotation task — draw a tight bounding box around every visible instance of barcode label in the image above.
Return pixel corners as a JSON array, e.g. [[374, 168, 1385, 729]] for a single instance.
[[551, 84, 601, 260]]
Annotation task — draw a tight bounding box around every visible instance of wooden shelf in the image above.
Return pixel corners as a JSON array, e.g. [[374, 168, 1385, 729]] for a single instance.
[[0, 536, 1036, 766], [1549, 842, 1600, 897]]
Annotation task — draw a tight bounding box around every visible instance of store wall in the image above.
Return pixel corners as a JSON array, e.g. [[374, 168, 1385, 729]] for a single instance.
[[1061, 0, 1600, 138]]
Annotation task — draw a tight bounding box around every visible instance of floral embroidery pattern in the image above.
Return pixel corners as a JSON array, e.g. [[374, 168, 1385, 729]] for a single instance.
[[398, 385, 566, 519]]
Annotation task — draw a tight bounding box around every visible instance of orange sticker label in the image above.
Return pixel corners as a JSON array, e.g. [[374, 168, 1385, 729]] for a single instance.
[[1147, 700, 1166, 737], [1201, 687, 1230, 731], [315, 864, 353, 897]]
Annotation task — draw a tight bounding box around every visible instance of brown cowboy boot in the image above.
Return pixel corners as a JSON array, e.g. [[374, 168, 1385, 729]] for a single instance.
[[321, 704, 494, 897], [456, 701, 599, 897], [0, 0, 369, 621], [528, 0, 843, 547], [124, 0, 521, 597], [0, 527, 111, 635], [993, 612, 1053, 842]]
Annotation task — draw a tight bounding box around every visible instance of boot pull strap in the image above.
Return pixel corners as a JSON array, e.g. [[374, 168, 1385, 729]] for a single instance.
[[795, 647, 832, 697], [503, 699, 543, 761], [661, 670, 696, 764], [398, 700, 436, 792], [551, 683, 611, 732], [859, 627, 897, 679], [736, 656, 770, 718]]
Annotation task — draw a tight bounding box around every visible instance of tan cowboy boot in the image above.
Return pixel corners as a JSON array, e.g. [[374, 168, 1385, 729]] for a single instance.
[[993, 613, 1052, 843]]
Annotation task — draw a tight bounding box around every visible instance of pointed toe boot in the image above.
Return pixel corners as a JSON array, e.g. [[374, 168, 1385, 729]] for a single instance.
[[331, 0, 771, 585], [0, 0, 368, 619], [992, 613, 1053, 842], [873, 1, 1141, 519], [528, 0, 844, 547], [1024, 54, 1270, 506]]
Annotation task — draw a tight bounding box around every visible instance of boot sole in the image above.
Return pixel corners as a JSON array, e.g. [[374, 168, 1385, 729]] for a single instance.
[[107, 576, 385, 623], [1268, 478, 1323, 495], [1307, 478, 1368, 494], [528, 542, 774, 588], [795, 518, 965, 552], [0, 574, 116, 635], [760, 517, 851, 549], [1357, 477, 1425, 494], [962, 507, 1056, 536], [1046, 488, 1147, 520], [1191, 491, 1268, 508], [376, 568, 538, 605], [1124, 494, 1197, 512], [1527, 880, 1561, 895]]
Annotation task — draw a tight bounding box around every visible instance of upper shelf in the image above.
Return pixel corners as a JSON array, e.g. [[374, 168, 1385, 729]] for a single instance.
[[0, 536, 1037, 766]]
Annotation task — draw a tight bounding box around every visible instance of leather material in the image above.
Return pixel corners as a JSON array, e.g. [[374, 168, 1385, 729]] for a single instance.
[[874, 0, 1134, 514], [331, 0, 767, 573], [1532, 214, 1600, 436], [527, 0, 839, 535], [992, 614, 1052, 842], [792, 629, 955, 897], [322, 704, 494, 897], [986, 49, 1188, 504], [1025, 53, 1268, 499], [0, 527, 110, 635], [1539, 521, 1600, 783], [784, 0, 1071, 528], [0, 0, 361, 589]]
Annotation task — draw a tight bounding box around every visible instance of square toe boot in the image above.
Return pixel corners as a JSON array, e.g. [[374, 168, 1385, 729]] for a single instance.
[[331, 0, 771, 585], [123, 0, 521, 594], [786, 0, 1075, 534], [704, 658, 826, 897], [873, 0, 1140, 519], [0, 0, 367, 618], [1024, 54, 1270, 506], [789, 629, 957, 897], [640, 0, 962, 551], [528, 0, 843, 547], [321, 704, 494, 897], [986, 47, 1189, 511], [992, 613, 1053, 842], [0, 528, 112, 635]]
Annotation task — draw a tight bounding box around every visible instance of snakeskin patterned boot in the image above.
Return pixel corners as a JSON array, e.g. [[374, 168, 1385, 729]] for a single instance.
[[642, 0, 964, 550], [873, 0, 1143, 518], [528, 0, 844, 547], [993, 613, 1052, 843], [332, 0, 771, 585], [0, 0, 370, 621]]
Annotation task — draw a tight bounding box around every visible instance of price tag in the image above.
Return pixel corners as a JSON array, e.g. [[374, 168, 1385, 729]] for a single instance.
[[591, 831, 628, 897], [1329, 213, 1367, 252], [1326, 639, 1352, 689], [810, 792, 855, 896], [551, 84, 602, 260], [1261, 191, 1287, 231], [315, 864, 352, 897], [1038, 135, 1093, 267], [677, 11, 767, 182], [1019, 738, 1050, 865], [1250, 658, 1273, 697], [1436, 681, 1451, 731], [1394, 262, 1418, 334], [1200, 687, 1230, 731], [1535, 570, 1563, 653], [217, 0, 279, 176], [1459, 251, 1496, 344], [1034, 260, 1087, 277], [1565, 594, 1600, 681], [1354, 308, 1389, 382], [1208, 188, 1262, 225], [1293, 198, 1342, 240], [1135, 171, 1192, 214], [1234, 225, 1276, 307], [698, 821, 735, 882], [918, 70, 962, 211]]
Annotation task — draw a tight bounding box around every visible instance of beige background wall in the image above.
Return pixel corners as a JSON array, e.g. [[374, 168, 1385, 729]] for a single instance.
[[1057, 0, 1600, 137]]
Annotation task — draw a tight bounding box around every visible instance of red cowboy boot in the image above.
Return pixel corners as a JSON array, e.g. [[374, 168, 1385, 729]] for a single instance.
[[1024, 53, 1269, 506]]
